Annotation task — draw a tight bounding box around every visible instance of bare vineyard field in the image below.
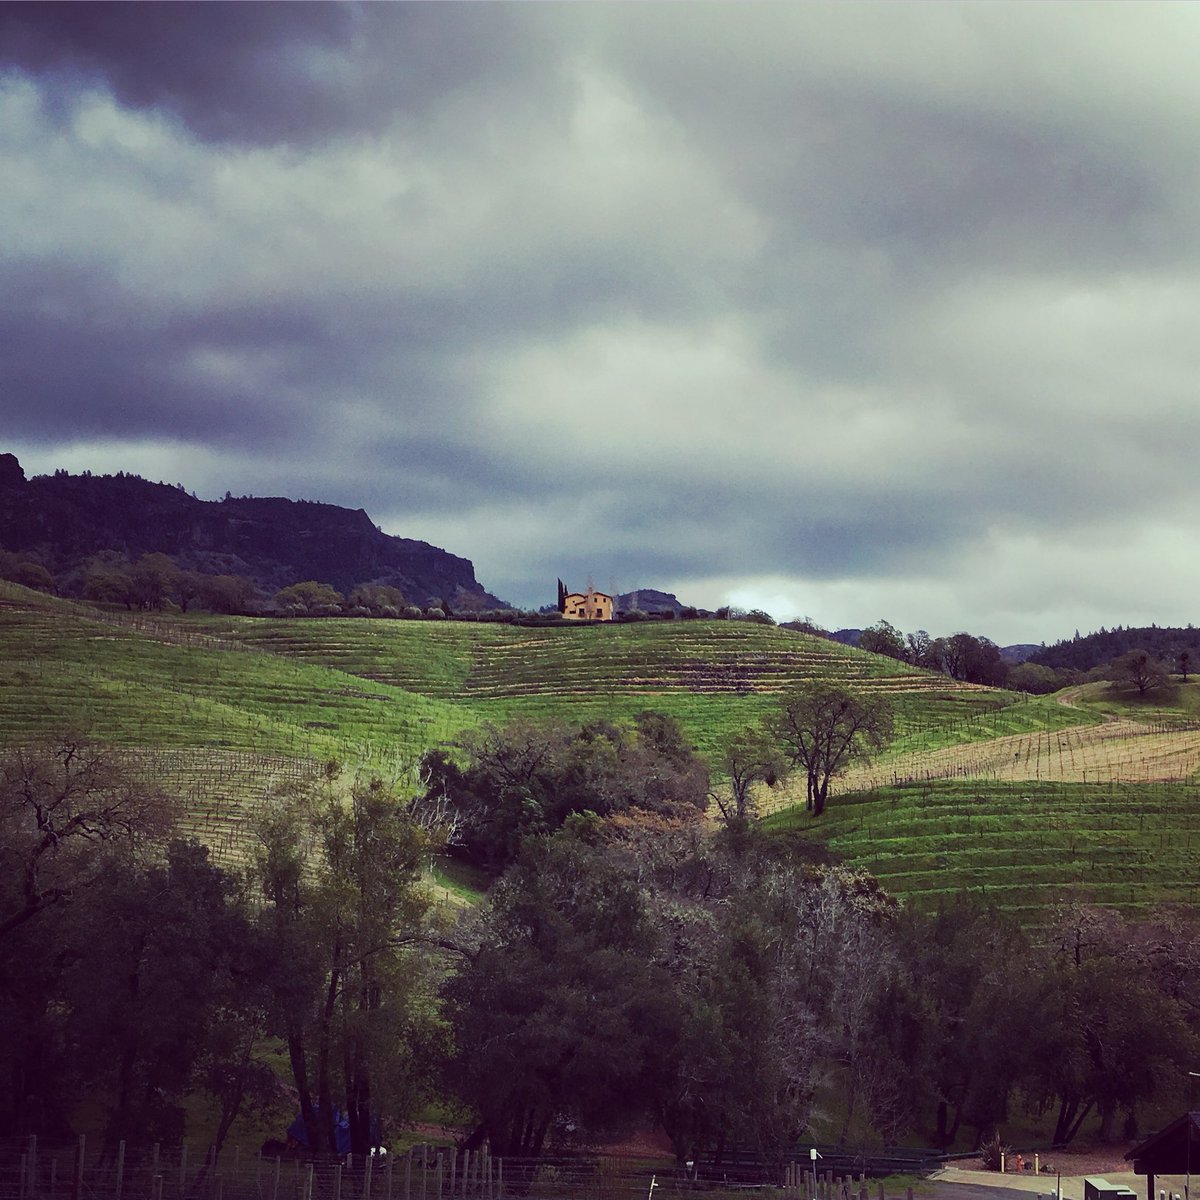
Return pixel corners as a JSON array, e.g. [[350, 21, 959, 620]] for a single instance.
[[170, 608, 1067, 761], [760, 716, 1200, 818], [3, 584, 1040, 766], [762, 687, 1200, 917]]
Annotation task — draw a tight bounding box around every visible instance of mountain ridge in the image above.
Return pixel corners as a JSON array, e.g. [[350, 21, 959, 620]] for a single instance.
[[0, 452, 506, 608]]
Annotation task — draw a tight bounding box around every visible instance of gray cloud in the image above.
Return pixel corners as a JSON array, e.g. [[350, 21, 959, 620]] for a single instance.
[[0, 3, 566, 148], [4, 3, 1200, 642]]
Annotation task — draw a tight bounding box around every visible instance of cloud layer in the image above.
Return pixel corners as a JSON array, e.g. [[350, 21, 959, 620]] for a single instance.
[[4, 2, 1200, 642]]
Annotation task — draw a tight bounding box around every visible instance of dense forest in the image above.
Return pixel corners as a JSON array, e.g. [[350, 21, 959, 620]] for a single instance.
[[4, 720, 1197, 1162], [1028, 626, 1200, 674]]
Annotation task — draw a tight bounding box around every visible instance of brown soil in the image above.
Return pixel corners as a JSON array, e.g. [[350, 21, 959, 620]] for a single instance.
[[953, 1146, 1135, 1176]]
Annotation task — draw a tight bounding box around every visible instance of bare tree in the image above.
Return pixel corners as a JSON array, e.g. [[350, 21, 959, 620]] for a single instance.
[[714, 725, 787, 827], [770, 684, 893, 816], [0, 736, 177, 942], [1109, 649, 1169, 697]]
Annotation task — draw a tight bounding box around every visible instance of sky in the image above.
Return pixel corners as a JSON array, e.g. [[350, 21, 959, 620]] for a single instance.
[[3, 2, 1200, 645]]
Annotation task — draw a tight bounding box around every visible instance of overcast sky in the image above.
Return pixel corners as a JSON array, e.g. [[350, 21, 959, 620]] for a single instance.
[[4, 3, 1200, 644]]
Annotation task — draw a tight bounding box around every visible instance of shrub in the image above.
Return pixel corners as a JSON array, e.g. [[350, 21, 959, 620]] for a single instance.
[[742, 609, 776, 626], [979, 1131, 1012, 1172]]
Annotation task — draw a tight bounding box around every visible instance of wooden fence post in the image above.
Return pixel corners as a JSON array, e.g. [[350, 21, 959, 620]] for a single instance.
[[272, 1156, 281, 1200], [334, 1163, 343, 1200], [180, 1143, 189, 1197], [153, 1176, 164, 1200], [404, 1149, 412, 1200], [116, 1139, 126, 1200], [28, 1134, 39, 1198], [436, 1153, 443, 1200], [50, 1156, 58, 1200], [364, 1152, 374, 1200], [73, 1134, 85, 1200]]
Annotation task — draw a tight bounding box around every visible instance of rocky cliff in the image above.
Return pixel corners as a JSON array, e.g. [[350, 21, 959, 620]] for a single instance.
[[0, 453, 505, 607]]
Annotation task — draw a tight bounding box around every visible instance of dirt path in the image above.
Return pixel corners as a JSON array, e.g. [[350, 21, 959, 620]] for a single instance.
[[929, 1145, 1167, 1200]]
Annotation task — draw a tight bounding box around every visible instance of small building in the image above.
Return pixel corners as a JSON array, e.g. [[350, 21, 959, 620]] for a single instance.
[[557, 578, 613, 622], [1124, 1111, 1200, 1200]]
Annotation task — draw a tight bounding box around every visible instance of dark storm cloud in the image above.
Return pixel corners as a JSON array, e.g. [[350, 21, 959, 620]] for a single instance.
[[0, 261, 333, 445], [6, 3, 1200, 641], [0, 2, 563, 148]]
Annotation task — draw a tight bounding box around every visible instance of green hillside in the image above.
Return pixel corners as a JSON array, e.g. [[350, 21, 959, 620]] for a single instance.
[[183, 609, 1025, 756], [10, 580, 1198, 916], [766, 778, 1200, 919]]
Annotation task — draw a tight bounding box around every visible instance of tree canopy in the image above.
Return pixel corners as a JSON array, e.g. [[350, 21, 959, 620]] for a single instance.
[[770, 683, 894, 816]]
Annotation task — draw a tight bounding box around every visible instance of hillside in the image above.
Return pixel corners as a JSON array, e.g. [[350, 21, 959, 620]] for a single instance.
[[0, 582, 1022, 856], [0, 453, 503, 607], [5, 581, 1199, 917]]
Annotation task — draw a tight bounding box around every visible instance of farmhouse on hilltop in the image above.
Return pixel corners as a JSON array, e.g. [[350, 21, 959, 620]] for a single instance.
[[557, 579, 614, 621]]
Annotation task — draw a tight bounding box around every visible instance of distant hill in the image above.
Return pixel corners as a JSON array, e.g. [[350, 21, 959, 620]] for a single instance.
[[616, 588, 685, 614], [999, 644, 1040, 664], [1028, 625, 1200, 672], [0, 453, 506, 607]]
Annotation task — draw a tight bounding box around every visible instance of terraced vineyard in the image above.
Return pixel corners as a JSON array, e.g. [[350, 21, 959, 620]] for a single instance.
[[8, 581, 1199, 916], [0, 586, 471, 866], [184, 612, 1023, 756], [767, 778, 1200, 919]]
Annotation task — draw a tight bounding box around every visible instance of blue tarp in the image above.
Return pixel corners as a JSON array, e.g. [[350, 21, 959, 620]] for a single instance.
[[287, 1108, 352, 1154]]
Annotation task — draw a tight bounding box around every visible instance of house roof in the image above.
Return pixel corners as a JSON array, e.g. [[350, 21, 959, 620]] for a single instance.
[[1124, 1112, 1200, 1175], [564, 591, 612, 601]]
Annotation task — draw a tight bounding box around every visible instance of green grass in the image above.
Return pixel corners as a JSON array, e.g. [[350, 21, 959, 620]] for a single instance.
[[1064, 677, 1200, 724], [180, 609, 1032, 759], [430, 855, 490, 903], [764, 778, 1200, 919], [0, 594, 470, 761], [884, 692, 1101, 758], [12, 582, 1187, 915]]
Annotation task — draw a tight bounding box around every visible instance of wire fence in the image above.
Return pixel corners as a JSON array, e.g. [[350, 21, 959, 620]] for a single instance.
[[0, 1139, 937, 1200]]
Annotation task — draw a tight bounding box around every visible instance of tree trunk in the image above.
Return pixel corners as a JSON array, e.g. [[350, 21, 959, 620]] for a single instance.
[[813, 777, 829, 817], [315, 963, 341, 1154], [1098, 1100, 1119, 1144], [286, 1019, 320, 1153]]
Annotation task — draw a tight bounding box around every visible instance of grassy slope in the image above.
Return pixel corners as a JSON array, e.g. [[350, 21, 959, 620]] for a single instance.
[[766, 679, 1200, 919], [185, 611, 1030, 757], [766, 778, 1200, 919], [10, 583, 1198, 915]]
